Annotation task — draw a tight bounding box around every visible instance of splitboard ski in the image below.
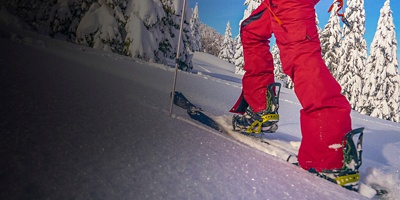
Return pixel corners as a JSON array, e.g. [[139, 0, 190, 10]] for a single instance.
[[172, 91, 298, 163], [172, 91, 388, 198], [172, 91, 228, 134]]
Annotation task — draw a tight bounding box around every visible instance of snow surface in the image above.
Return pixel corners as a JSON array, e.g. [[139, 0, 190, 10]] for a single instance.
[[1, 13, 400, 200]]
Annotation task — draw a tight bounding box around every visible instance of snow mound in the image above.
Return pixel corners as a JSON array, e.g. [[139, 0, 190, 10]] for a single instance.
[[364, 167, 400, 199]]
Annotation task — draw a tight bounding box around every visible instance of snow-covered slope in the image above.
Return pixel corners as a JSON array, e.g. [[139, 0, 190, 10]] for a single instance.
[[1, 16, 400, 200]]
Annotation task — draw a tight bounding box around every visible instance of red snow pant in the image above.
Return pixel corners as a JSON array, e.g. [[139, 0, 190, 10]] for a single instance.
[[238, 0, 352, 171]]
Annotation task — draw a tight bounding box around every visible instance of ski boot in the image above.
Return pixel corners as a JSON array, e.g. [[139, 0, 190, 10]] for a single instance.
[[311, 128, 364, 192], [232, 82, 281, 134]]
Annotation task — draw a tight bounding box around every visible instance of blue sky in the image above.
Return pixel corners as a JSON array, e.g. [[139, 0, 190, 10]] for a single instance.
[[188, 0, 400, 58]]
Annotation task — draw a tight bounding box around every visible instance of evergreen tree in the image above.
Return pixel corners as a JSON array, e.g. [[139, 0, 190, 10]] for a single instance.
[[233, 36, 245, 74], [76, 0, 125, 53], [200, 22, 223, 56], [159, 0, 192, 64], [320, 1, 342, 74], [189, 2, 201, 52], [123, 0, 192, 64], [272, 45, 282, 80], [3, 0, 59, 33], [123, 0, 165, 62], [336, 0, 367, 110], [218, 21, 235, 63], [360, 0, 399, 122], [47, 0, 77, 39], [2, 0, 92, 41], [2, 0, 195, 65]]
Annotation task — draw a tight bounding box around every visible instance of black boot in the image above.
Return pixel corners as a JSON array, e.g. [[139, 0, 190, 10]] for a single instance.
[[232, 83, 281, 134]]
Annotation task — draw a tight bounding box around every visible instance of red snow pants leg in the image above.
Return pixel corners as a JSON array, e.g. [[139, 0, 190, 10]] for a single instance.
[[241, 0, 352, 171], [240, 5, 274, 113], [271, 0, 352, 171]]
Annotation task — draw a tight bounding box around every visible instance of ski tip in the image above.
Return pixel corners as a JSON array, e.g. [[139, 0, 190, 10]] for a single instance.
[[286, 155, 298, 165], [172, 91, 182, 96]]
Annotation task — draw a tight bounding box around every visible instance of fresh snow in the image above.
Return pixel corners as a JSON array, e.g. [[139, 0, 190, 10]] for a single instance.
[[2, 12, 400, 200]]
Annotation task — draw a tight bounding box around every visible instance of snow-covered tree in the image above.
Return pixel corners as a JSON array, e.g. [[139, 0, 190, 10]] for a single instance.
[[2, 0, 79, 38], [336, 0, 367, 110], [218, 21, 235, 63], [46, 0, 78, 39], [320, 1, 342, 74], [242, 0, 262, 23], [76, 0, 125, 53], [234, 0, 262, 74], [189, 2, 201, 52], [158, 0, 192, 64], [123, 0, 192, 64], [123, 0, 165, 62], [233, 36, 245, 75], [272, 45, 282, 79], [3, 0, 196, 65], [200, 23, 223, 56], [360, 0, 399, 122]]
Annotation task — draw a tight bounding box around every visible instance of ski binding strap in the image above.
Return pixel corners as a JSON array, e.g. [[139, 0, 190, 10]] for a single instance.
[[245, 114, 279, 134], [334, 173, 360, 187]]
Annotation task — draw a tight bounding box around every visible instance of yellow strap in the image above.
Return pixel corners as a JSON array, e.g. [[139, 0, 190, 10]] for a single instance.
[[261, 113, 279, 122], [334, 173, 360, 186], [245, 114, 279, 134]]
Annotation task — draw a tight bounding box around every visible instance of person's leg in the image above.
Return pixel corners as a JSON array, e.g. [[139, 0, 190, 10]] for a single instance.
[[241, 3, 274, 113], [271, 0, 352, 171]]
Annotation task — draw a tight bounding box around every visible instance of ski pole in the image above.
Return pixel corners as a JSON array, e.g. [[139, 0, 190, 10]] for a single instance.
[[169, 0, 187, 116]]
